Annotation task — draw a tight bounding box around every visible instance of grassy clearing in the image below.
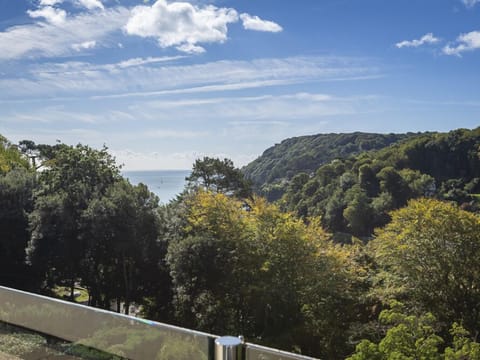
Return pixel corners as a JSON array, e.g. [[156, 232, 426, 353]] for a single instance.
[[53, 285, 89, 303]]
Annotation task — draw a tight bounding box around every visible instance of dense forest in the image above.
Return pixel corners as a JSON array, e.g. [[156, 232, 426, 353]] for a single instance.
[[1, 128, 480, 359], [245, 128, 480, 241], [242, 132, 419, 201]]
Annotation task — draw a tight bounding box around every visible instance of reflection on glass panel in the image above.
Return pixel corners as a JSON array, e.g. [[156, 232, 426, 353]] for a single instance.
[[246, 344, 319, 360], [0, 286, 213, 360], [0, 321, 116, 359]]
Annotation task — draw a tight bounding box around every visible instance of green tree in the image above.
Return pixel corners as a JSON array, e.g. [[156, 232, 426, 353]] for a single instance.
[[186, 157, 252, 198], [371, 192, 394, 227], [399, 169, 436, 197], [348, 302, 480, 360], [358, 164, 379, 197], [27, 144, 120, 299], [444, 323, 480, 359], [372, 198, 480, 333], [348, 302, 443, 360], [0, 168, 36, 289], [0, 136, 30, 173], [81, 181, 162, 314], [376, 166, 410, 207], [323, 189, 347, 232], [167, 191, 256, 334], [343, 189, 373, 237], [167, 190, 363, 358]]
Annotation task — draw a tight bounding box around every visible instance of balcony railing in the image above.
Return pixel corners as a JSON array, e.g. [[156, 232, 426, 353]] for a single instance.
[[0, 286, 318, 360]]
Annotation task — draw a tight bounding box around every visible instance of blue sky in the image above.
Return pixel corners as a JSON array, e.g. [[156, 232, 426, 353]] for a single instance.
[[0, 0, 479, 170]]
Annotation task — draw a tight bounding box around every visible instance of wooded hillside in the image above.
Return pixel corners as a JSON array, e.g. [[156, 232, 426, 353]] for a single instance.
[[243, 132, 418, 201], [245, 128, 480, 239]]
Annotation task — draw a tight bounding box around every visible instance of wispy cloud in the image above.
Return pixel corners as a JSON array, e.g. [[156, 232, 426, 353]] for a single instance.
[[40, 0, 64, 5], [462, 0, 480, 8], [116, 56, 186, 68], [443, 31, 480, 56], [27, 55, 185, 74], [145, 129, 210, 139], [5, 128, 103, 146], [144, 93, 334, 110], [396, 33, 440, 48], [91, 80, 297, 100], [38, 0, 104, 8], [240, 13, 283, 32], [72, 40, 96, 51], [228, 120, 288, 127], [0, 6, 130, 60], [0, 56, 381, 100], [3, 106, 119, 124], [139, 92, 375, 122], [76, 0, 104, 10]]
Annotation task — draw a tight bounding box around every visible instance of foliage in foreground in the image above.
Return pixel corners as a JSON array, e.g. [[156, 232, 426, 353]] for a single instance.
[[372, 198, 480, 334], [162, 190, 369, 358], [348, 301, 480, 360]]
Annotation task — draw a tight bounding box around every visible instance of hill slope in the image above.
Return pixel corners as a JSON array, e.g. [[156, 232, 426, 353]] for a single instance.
[[243, 132, 417, 200], [280, 127, 480, 239]]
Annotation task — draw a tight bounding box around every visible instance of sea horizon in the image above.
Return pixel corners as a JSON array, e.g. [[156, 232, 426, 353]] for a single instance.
[[122, 169, 191, 204]]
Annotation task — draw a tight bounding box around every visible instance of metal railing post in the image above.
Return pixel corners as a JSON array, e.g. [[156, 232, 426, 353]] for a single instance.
[[214, 336, 244, 360]]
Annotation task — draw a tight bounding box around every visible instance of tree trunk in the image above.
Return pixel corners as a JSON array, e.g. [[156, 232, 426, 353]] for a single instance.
[[69, 278, 75, 301], [122, 254, 132, 315]]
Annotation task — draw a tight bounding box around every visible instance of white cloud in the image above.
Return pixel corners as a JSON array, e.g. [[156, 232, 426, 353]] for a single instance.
[[72, 40, 96, 51], [76, 0, 104, 10], [92, 80, 297, 99], [27, 6, 67, 26], [2, 0, 283, 61], [443, 31, 480, 56], [117, 55, 186, 68], [462, 0, 480, 8], [0, 7, 130, 60], [38, 0, 104, 10], [0, 56, 382, 100], [12, 110, 97, 124], [396, 33, 440, 48], [39, 0, 64, 5], [139, 92, 370, 124], [146, 129, 209, 139], [240, 13, 282, 33], [228, 120, 288, 127], [176, 43, 206, 54], [124, 0, 238, 53]]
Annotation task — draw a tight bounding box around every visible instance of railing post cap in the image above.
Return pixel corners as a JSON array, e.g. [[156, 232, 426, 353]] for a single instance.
[[215, 336, 243, 346]]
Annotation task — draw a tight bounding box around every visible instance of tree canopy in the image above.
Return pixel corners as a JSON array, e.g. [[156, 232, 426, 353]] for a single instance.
[[372, 198, 480, 334], [243, 132, 416, 201], [280, 127, 480, 238], [186, 156, 252, 198]]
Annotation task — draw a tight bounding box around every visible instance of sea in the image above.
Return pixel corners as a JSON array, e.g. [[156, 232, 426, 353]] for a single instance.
[[122, 169, 191, 204]]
